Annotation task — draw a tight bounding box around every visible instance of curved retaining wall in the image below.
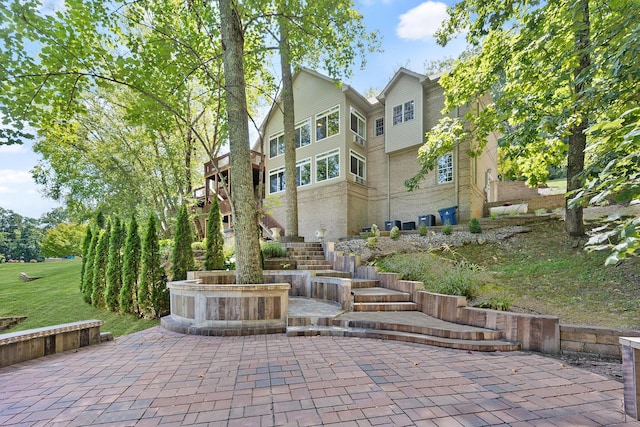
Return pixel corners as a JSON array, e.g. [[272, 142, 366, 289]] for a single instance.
[[162, 280, 290, 336]]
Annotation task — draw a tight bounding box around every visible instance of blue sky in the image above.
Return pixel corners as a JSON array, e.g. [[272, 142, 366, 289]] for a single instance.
[[0, 0, 464, 219]]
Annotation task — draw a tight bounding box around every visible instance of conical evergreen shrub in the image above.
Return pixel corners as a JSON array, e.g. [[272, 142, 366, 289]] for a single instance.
[[80, 226, 93, 290], [81, 227, 100, 304], [139, 214, 167, 318], [171, 204, 194, 281], [91, 219, 111, 308], [105, 216, 125, 311], [205, 197, 225, 270], [120, 215, 141, 314]]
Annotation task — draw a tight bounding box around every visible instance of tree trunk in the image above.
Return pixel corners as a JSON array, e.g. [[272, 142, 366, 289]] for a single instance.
[[219, 0, 263, 283], [279, 17, 299, 239], [565, 0, 590, 237]]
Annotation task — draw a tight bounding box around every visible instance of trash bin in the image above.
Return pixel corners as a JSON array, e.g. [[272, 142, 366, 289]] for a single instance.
[[418, 214, 436, 227], [402, 221, 416, 230], [384, 220, 401, 231], [438, 206, 458, 225]]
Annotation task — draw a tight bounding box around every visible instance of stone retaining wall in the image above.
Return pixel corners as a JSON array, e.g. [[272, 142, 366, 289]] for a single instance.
[[561, 325, 640, 359]]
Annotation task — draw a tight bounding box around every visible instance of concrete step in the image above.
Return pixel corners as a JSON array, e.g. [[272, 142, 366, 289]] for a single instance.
[[334, 312, 504, 341], [314, 270, 352, 278], [286, 326, 520, 352], [288, 250, 325, 257], [349, 279, 380, 289], [289, 255, 326, 261], [352, 302, 418, 312], [297, 264, 334, 270], [352, 287, 411, 303], [295, 259, 331, 266]]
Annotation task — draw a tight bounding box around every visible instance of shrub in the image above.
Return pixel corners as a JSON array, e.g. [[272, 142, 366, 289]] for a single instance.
[[261, 241, 287, 258], [442, 223, 453, 235], [366, 236, 378, 248], [139, 214, 168, 319], [205, 197, 225, 270], [172, 204, 195, 281], [191, 241, 205, 251], [476, 294, 513, 311], [418, 224, 428, 236], [81, 227, 100, 303], [120, 215, 141, 315], [389, 226, 400, 239], [80, 227, 93, 290], [91, 220, 111, 309], [468, 218, 482, 234], [105, 217, 125, 312]]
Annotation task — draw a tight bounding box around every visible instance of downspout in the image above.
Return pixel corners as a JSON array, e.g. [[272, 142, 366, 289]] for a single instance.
[[387, 153, 391, 220], [455, 106, 460, 209]]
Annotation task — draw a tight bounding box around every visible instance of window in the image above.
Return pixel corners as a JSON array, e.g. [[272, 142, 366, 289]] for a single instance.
[[404, 100, 414, 122], [350, 108, 366, 144], [437, 153, 453, 184], [375, 118, 384, 136], [316, 149, 340, 182], [392, 100, 415, 125], [350, 150, 366, 182], [392, 105, 403, 126], [269, 133, 284, 158], [316, 106, 340, 141], [269, 167, 286, 193], [296, 158, 311, 187], [295, 119, 311, 149]]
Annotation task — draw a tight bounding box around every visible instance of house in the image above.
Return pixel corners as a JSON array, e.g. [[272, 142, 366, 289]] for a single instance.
[[202, 68, 498, 242]]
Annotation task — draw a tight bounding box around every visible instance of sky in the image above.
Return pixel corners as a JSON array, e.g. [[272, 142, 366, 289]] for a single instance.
[[0, 0, 465, 220]]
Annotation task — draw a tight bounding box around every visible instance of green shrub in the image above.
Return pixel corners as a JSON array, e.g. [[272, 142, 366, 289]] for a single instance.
[[389, 226, 400, 239], [120, 215, 141, 315], [261, 241, 287, 258], [139, 214, 167, 319], [369, 224, 380, 238], [476, 294, 513, 311], [81, 227, 100, 304], [172, 204, 195, 281], [418, 224, 428, 236], [105, 216, 125, 312], [468, 218, 482, 234], [366, 236, 378, 248], [91, 221, 111, 309], [442, 223, 453, 235], [80, 227, 93, 290], [205, 197, 225, 270], [191, 241, 205, 251]]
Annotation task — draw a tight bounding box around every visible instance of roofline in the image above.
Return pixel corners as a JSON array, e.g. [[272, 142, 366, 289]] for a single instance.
[[377, 67, 429, 102]]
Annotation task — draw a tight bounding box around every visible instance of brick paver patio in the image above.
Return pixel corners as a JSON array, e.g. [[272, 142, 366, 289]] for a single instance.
[[0, 327, 637, 426]]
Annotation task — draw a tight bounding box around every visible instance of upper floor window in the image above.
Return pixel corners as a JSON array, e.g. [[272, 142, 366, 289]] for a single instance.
[[350, 150, 366, 183], [269, 167, 286, 193], [392, 100, 415, 126], [375, 118, 384, 136], [316, 149, 340, 182], [269, 133, 284, 158], [296, 158, 311, 187], [350, 108, 366, 145], [316, 106, 340, 141], [437, 153, 453, 184], [295, 119, 311, 149]]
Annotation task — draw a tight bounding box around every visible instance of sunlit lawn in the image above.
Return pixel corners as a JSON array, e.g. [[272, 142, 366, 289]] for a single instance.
[[0, 259, 158, 336]]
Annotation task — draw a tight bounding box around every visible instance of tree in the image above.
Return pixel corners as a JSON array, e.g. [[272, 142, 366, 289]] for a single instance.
[[82, 226, 100, 303], [139, 214, 165, 318], [41, 223, 86, 258], [105, 217, 125, 311], [0, 208, 43, 262], [120, 215, 141, 314], [80, 226, 93, 290], [407, 0, 630, 236], [172, 204, 195, 281], [205, 197, 225, 270], [91, 220, 111, 308]]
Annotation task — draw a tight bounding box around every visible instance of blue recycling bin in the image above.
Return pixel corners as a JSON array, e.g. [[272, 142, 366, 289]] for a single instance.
[[438, 206, 458, 226]]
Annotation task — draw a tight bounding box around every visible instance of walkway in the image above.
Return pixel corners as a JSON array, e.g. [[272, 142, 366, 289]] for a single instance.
[[0, 327, 636, 426]]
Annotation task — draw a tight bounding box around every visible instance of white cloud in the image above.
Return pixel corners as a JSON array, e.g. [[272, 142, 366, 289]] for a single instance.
[[0, 144, 28, 154], [397, 1, 449, 41], [0, 169, 32, 186]]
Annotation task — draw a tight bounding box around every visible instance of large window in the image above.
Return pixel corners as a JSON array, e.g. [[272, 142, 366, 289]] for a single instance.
[[350, 150, 366, 183], [350, 108, 366, 145], [269, 133, 284, 158], [269, 167, 286, 193], [375, 118, 384, 136], [316, 106, 340, 141], [295, 119, 311, 149], [296, 158, 311, 187], [437, 153, 453, 184], [316, 149, 340, 182], [392, 100, 415, 126]]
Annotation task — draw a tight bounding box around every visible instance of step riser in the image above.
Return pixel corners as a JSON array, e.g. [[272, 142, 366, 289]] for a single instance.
[[333, 320, 503, 341], [298, 265, 333, 270], [350, 280, 380, 289], [352, 303, 418, 312], [353, 295, 412, 303], [314, 271, 352, 278]]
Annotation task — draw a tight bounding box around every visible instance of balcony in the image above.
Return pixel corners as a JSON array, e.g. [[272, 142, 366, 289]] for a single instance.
[[204, 150, 264, 178]]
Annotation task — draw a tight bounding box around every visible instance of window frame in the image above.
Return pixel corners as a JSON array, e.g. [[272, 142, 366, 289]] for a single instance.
[[315, 105, 340, 142], [316, 149, 340, 183], [437, 152, 454, 184], [392, 100, 415, 126], [296, 158, 312, 187], [392, 105, 403, 126], [268, 166, 286, 194], [269, 132, 285, 158], [350, 108, 366, 144], [295, 118, 311, 149], [349, 150, 366, 182], [375, 117, 384, 136]]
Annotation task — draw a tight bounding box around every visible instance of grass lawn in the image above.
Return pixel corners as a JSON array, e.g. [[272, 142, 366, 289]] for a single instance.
[[0, 259, 159, 336], [447, 219, 640, 329]]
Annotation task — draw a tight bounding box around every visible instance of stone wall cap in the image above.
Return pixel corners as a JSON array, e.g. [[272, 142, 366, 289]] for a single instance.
[[620, 336, 640, 347], [0, 320, 104, 345]]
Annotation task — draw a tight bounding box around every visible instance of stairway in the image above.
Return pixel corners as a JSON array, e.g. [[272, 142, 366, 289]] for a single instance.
[[286, 242, 333, 270], [286, 247, 521, 352]]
